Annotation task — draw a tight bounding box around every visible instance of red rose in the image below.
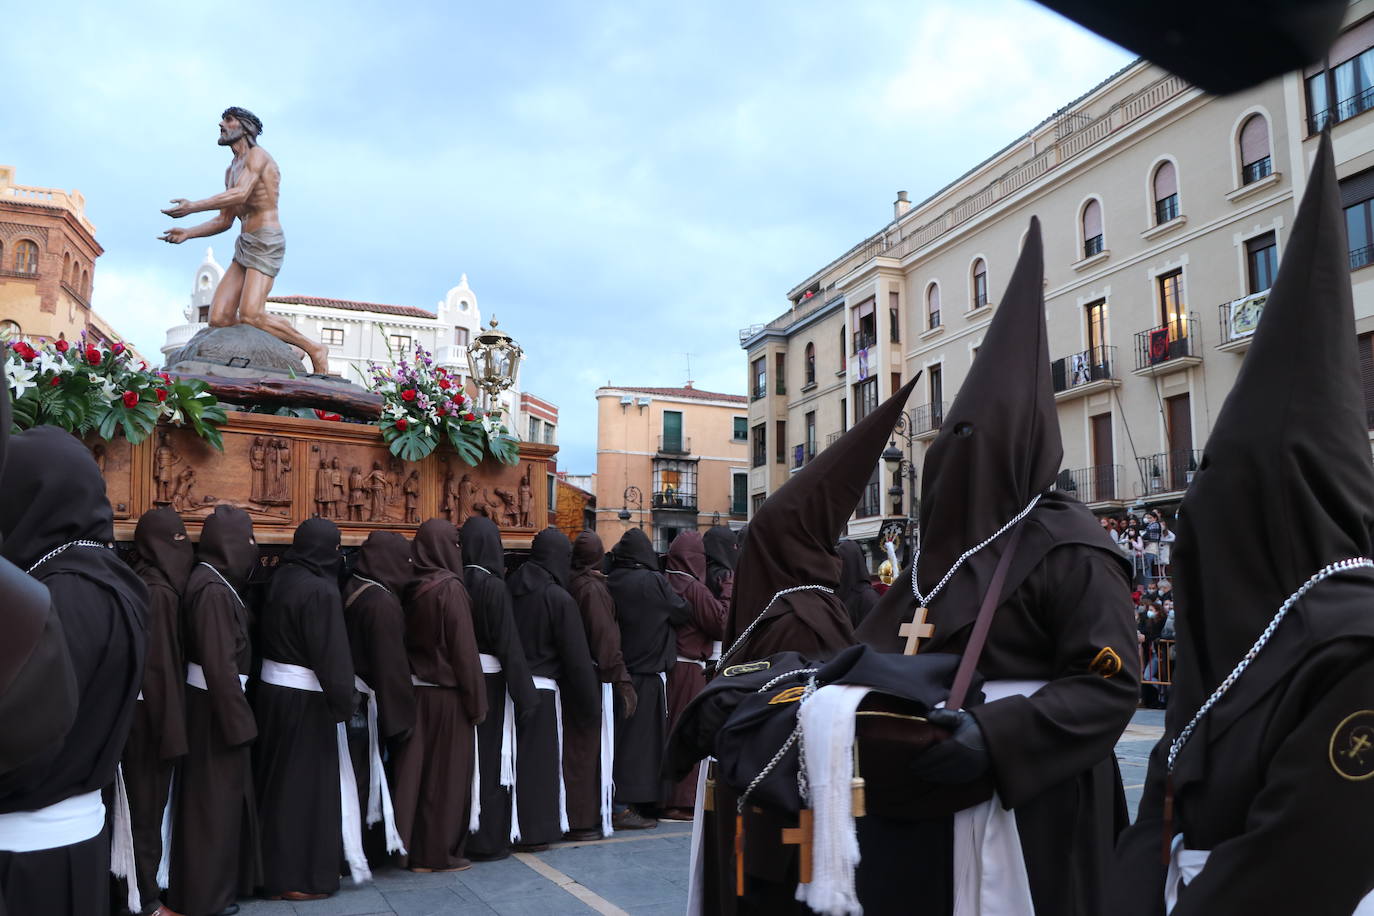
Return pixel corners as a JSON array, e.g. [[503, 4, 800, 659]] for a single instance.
[[85, 346, 101, 365], [156, 388, 169, 403], [121, 391, 140, 408], [12, 342, 35, 361], [401, 388, 417, 402], [54, 339, 69, 353], [112, 342, 126, 356], [464, 412, 476, 422], [436, 408, 447, 417], [157, 372, 171, 382], [395, 417, 409, 431], [49, 376, 61, 387], [313, 409, 342, 421]]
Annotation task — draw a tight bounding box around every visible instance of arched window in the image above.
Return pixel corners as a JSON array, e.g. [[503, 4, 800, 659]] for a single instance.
[[971, 259, 988, 309], [62, 252, 72, 285], [804, 342, 816, 385], [14, 240, 38, 275], [1082, 199, 1104, 258], [1153, 161, 1179, 224], [81, 268, 90, 296], [1239, 115, 1272, 185], [0, 320, 20, 339], [926, 283, 941, 329], [838, 326, 846, 371]]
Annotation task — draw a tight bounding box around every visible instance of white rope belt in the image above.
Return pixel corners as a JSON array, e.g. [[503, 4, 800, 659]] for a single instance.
[[354, 675, 405, 855], [676, 655, 707, 669], [186, 662, 248, 692], [260, 660, 371, 884], [531, 676, 570, 834]]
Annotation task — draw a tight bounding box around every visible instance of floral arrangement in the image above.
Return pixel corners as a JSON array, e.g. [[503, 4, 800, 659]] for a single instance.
[[4, 335, 228, 449], [367, 342, 519, 465]]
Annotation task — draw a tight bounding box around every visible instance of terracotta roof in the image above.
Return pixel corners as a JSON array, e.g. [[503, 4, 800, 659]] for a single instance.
[[606, 385, 748, 404], [268, 295, 436, 320]]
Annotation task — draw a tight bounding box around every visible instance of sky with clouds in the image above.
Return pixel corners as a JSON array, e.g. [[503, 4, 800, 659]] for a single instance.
[[1, 0, 1132, 471]]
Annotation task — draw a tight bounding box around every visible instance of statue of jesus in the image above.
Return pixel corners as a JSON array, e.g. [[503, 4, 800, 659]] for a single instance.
[[159, 106, 331, 374]]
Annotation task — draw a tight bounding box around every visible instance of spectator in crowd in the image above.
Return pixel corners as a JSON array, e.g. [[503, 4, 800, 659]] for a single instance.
[[1141, 511, 1163, 580], [1157, 516, 1176, 573]]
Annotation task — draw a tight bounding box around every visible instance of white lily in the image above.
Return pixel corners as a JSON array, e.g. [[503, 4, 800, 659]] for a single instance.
[[98, 376, 121, 401], [5, 362, 36, 399], [34, 351, 65, 377]]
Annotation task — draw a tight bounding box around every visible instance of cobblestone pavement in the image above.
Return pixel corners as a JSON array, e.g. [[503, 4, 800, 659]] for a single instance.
[[235, 708, 1167, 915]]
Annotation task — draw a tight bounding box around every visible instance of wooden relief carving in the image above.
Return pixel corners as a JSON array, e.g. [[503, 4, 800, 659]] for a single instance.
[[308, 443, 414, 526], [156, 428, 293, 524], [88, 437, 134, 519]]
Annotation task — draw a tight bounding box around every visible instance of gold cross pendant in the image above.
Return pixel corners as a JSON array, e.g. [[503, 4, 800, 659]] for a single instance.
[[900, 606, 935, 655], [781, 809, 814, 884]]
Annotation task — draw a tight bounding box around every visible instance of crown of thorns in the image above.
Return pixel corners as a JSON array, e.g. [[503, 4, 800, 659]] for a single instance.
[[222, 107, 263, 137]]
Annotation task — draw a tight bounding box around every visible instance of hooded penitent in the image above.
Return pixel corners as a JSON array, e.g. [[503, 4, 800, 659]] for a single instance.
[[725, 373, 920, 663], [131, 507, 194, 760], [836, 538, 879, 628], [858, 218, 1122, 651], [610, 526, 688, 674], [197, 505, 260, 594], [0, 378, 77, 777], [460, 515, 538, 715], [354, 530, 412, 595], [345, 531, 417, 742], [1108, 132, 1374, 916], [665, 530, 727, 656], [702, 526, 737, 600]]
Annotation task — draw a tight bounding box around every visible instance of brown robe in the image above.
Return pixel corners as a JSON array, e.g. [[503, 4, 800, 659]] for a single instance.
[[393, 520, 487, 868], [564, 531, 634, 833]]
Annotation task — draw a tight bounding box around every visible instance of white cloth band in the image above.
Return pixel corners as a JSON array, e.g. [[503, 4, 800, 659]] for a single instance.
[[505, 687, 520, 843], [676, 656, 707, 669], [1164, 835, 1374, 913], [156, 773, 174, 891], [111, 764, 138, 913], [949, 679, 1047, 916], [686, 759, 712, 915], [260, 660, 371, 884], [479, 653, 503, 674], [186, 661, 248, 692], [0, 789, 104, 852], [599, 681, 615, 836], [709, 641, 722, 662], [354, 675, 406, 855], [411, 675, 440, 688], [531, 677, 570, 834]]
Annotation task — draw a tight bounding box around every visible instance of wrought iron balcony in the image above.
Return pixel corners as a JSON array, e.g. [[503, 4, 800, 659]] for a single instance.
[[791, 443, 817, 470], [1055, 465, 1122, 504], [651, 490, 698, 511], [1308, 85, 1374, 134], [1133, 314, 1199, 373], [1241, 156, 1273, 186], [1154, 194, 1180, 225], [1217, 293, 1267, 352], [911, 401, 947, 439], [1352, 244, 1374, 272], [657, 435, 691, 455], [1137, 450, 1202, 495], [1083, 234, 1105, 258], [1051, 345, 1118, 397]]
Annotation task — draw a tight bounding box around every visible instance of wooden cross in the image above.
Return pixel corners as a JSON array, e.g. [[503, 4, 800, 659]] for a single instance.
[[900, 606, 935, 655], [780, 809, 814, 884]]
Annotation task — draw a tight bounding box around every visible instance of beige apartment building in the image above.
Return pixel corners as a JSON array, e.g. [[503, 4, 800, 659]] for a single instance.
[[743, 2, 1374, 558], [594, 384, 750, 551]]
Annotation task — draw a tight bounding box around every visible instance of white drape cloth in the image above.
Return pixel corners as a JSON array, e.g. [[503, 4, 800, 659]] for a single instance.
[[354, 675, 406, 854], [676, 656, 707, 669], [685, 760, 711, 916], [0, 788, 104, 851], [599, 681, 616, 836], [156, 774, 173, 889], [260, 660, 371, 884], [1165, 835, 1374, 914], [948, 679, 1046, 916], [531, 676, 570, 834], [110, 764, 139, 913], [478, 654, 520, 842], [186, 662, 247, 691], [794, 685, 869, 916]]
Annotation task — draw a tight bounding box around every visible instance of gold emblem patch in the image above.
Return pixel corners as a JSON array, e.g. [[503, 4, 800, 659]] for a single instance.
[[722, 661, 771, 678], [768, 685, 808, 705], [1329, 711, 1374, 781], [1089, 647, 1123, 678]]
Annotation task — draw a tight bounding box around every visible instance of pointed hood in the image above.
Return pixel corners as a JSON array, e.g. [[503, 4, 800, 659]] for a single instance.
[[666, 529, 707, 581], [917, 216, 1060, 590], [354, 530, 412, 594], [132, 507, 195, 596], [727, 374, 919, 647], [197, 505, 259, 592], [460, 516, 506, 580], [1172, 132, 1374, 695]]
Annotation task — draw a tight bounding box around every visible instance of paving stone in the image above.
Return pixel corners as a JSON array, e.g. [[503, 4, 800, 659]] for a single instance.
[[381, 886, 495, 915], [483, 890, 595, 915]]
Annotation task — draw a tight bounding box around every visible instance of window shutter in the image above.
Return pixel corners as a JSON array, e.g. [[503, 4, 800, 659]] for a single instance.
[[1340, 168, 1374, 208], [1153, 161, 1178, 200], [1360, 333, 1374, 429], [1240, 116, 1270, 166], [927, 284, 940, 314], [1083, 199, 1103, 238]]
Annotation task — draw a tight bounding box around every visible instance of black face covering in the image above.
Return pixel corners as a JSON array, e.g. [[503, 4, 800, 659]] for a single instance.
[[132, 507, 195, 596], [197, 505, 259, 592], [703, 527, 736, 574], [526, 527, 572, 589], [412, 518, 464, 579], [460, 516, 506, 580], [0, 426, 114, 571], [283, 517, 341, 579], [610, 527, 659, 572], [353, 530, 412, 594]]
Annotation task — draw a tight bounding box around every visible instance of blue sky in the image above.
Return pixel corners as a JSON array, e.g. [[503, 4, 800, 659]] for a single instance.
[[1, 0, 1131, 471]]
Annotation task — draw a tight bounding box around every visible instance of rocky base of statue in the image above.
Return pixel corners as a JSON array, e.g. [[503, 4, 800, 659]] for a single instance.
[[166, 324, 381, 418]]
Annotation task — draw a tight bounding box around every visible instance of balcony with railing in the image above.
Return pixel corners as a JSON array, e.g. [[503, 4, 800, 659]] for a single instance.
[[1051, 345, 1119, 400], [1352, 244, 1374, 272], [657, 435, 692, 456], [791, 443, 817, 471], [1309, 84, 1374, 134], [651, 490, 698, 512], [1056, 465, 1123, 505], [1137, 450, 1202, 496], [1217, 292, 1268, 353], [826, 431, 843, 449], [1133, 314, 1200, 376], [912, 401, 947, 440]]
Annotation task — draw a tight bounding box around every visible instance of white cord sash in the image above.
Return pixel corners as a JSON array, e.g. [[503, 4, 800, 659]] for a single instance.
[[599, 681, 615, 836], [531, 676, 570, 834], [260, 660, 371, 884], [354, 675, 406, 854], [111, 764, 138, 913]]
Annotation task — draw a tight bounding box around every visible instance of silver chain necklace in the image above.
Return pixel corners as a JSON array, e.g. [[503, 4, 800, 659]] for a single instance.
[[26, 539, 109, 574], [463, 564, 492, 576], [199, 561, 245, 608], [718, 585, 835, 667], [354, 573, 391, 595], [910, 493, 1042, 608], [737, 671, 821, 812], [1167, 556, 1374, 773]]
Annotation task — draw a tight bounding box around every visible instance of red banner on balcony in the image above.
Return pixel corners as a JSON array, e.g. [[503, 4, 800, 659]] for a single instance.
[[1148, 328, 1170, 364]]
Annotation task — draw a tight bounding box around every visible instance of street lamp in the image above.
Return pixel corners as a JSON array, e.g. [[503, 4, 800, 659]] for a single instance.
[[619, 485, 644, 529], [466, 315, 524, 415], [883, 410, 919, 564]]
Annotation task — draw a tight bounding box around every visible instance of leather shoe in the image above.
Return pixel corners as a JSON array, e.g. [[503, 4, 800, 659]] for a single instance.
[[612, 808, 658, 830]]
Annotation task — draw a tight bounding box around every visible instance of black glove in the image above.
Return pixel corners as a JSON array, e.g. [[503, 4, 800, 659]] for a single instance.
[[615, 681, 639, 720], [910, 708, 990, 784]]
